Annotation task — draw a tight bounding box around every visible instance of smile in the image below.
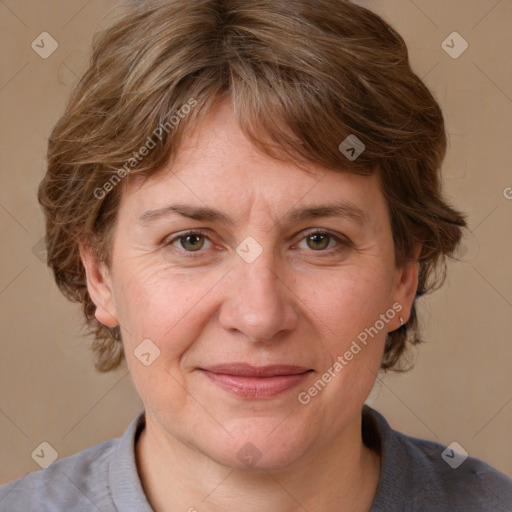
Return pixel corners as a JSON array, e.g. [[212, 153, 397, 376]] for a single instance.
[[199, 364, 314, 399]]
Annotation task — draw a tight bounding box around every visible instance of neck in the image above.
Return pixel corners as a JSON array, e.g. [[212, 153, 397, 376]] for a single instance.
[[135, 411, 381, 512]]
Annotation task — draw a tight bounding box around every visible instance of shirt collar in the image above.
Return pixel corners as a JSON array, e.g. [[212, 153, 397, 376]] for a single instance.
[[362, 404, 411, 510], [107, 405, 399, 511], [109, 410, 153, 511]]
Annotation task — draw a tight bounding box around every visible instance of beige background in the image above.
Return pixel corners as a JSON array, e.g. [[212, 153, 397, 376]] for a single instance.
[[0, 0, 511, 486]]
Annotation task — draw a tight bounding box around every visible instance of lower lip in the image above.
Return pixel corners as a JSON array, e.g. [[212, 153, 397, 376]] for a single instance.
[[201, 370, 312, 399]]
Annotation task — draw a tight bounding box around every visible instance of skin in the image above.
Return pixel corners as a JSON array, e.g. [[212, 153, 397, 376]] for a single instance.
[[80, 97, 420, 512]]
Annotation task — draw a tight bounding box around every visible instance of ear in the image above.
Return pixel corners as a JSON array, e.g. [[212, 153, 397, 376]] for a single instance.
[[389, 243, 421, 331], [78, 242, 119, 328]]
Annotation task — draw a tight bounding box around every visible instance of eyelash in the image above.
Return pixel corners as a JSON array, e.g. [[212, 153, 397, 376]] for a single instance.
[[163, 229, 350, 258]]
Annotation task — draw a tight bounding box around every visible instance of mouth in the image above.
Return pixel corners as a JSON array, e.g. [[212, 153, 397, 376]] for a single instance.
[[198, 364, 314, 399]]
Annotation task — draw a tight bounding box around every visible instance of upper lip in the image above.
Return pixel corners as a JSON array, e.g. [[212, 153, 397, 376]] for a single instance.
[[201, 364, 312, 377]]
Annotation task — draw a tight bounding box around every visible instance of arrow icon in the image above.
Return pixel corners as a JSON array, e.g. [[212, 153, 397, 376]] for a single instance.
[[31, 442, 58, 468], [339, 134, 365, 161], [134, 339, 161, 366], [236, 236, 263, 263], [237, 442, 263, 467], [441, 32, 468, 59], [441, 442, 468, 469], [31, 32, 59, 59]]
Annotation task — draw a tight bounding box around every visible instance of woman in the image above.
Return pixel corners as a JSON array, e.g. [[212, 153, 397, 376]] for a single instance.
[[1, 0, 511, 510]]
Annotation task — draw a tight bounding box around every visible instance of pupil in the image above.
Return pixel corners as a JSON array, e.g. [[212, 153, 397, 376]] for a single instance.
[[309, 234, 328, 250], [184, 235, 203, 251]]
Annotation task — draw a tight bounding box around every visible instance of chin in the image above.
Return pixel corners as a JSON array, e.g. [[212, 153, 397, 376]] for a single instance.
[[202, 418, 314, 472]]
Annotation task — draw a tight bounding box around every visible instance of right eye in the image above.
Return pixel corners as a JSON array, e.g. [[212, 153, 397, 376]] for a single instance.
[[164, 230, 214, 256]]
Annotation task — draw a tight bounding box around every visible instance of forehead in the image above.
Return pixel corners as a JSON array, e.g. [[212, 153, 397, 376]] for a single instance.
[[121, 98, 386, 224]]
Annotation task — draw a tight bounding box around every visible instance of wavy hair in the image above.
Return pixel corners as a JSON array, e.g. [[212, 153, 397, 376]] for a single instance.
[[38, 0, 466, 371]]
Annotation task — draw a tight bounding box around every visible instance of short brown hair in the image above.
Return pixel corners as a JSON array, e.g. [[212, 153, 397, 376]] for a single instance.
[[38, 0, 466, 372]]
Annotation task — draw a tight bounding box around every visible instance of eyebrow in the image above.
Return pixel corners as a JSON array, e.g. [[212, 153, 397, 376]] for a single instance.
[[137, 201, 367, 226]]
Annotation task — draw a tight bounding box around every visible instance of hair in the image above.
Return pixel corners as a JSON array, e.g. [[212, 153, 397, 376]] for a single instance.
[[38, 0, 466, 372]]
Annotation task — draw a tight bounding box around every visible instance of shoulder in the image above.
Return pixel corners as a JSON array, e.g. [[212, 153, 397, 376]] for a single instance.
[[395, 430, 512, 510], [364, 405, 512, 512], [0, 437, 118, 512]]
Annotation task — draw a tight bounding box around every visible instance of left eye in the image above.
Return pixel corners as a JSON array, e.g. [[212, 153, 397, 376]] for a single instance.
[[295, 230, 345, 252], [166, 230, 212, 252], [164, 229, 347, 256]]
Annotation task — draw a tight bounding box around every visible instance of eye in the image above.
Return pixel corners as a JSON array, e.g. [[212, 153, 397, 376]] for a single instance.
[[296, 229, 349, 253], [165, 230, 212, 253]]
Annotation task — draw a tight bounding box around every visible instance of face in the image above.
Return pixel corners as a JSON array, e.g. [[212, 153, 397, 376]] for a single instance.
[[81, 98, 418, 470]]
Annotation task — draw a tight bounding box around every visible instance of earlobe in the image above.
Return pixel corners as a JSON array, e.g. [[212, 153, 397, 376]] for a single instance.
[[78, 242, 119, 328], [390, 244, 421, 331]]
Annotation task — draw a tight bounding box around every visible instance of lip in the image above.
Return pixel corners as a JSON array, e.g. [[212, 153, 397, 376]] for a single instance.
[[199, 364, 313, 399]]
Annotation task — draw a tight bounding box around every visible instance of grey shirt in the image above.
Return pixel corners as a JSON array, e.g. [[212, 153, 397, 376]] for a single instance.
[[1, 405, 511, 511]]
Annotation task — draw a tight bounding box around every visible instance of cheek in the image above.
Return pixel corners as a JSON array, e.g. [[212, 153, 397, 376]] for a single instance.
[[114, 266, 209, 411], [302, 260, 394, 351], [299, 266, 392, 408], [113, 261, 221, 358]]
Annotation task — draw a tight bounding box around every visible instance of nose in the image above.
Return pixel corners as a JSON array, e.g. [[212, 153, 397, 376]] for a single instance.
[[218, 251, 299, 343]]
